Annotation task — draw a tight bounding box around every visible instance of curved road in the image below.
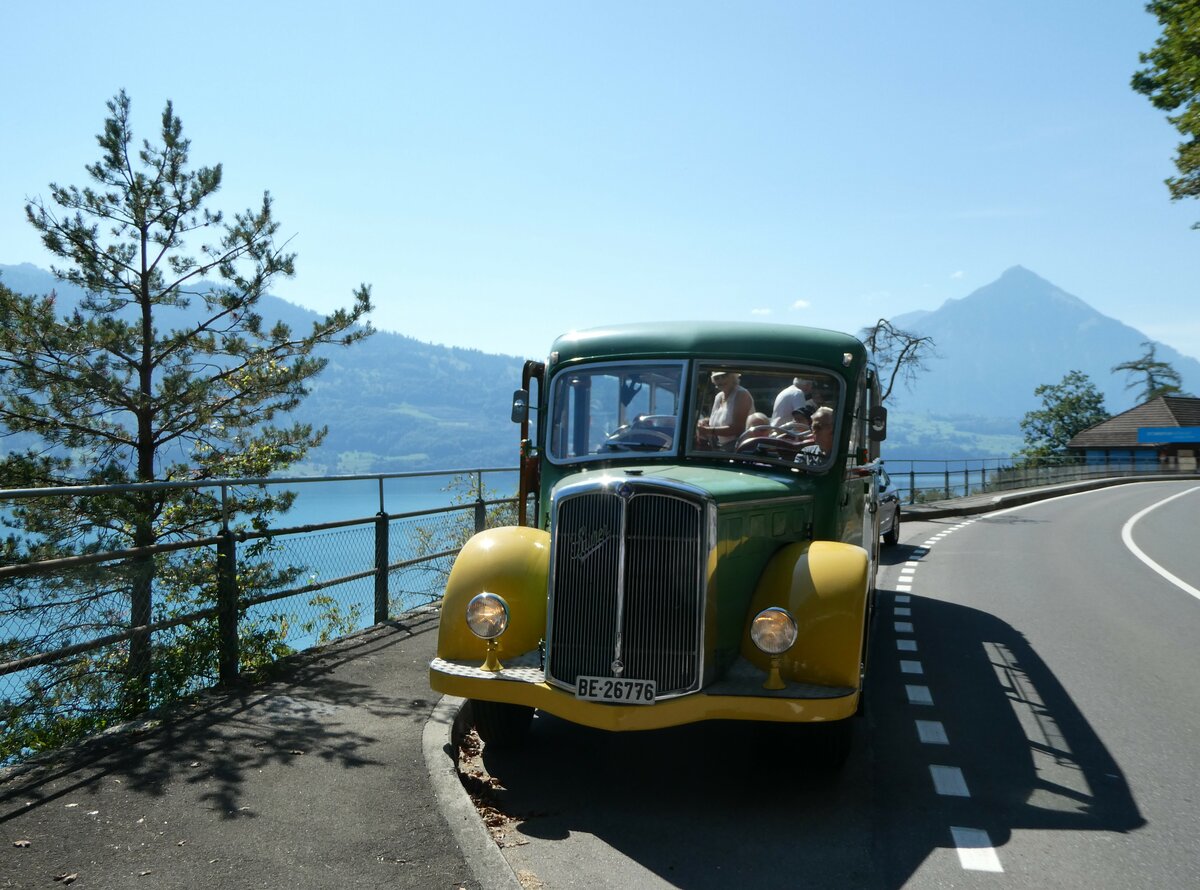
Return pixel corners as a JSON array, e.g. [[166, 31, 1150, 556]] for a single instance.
[[468, 480, 1200, 889]]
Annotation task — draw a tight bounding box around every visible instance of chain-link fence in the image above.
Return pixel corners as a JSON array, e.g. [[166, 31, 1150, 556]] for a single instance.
[[0, 470, 518, 767]]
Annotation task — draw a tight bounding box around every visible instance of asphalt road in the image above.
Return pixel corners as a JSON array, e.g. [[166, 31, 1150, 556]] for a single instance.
[[470, 480, 1200, 889]]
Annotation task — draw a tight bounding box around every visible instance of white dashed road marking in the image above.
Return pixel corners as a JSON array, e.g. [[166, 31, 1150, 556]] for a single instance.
[[929, 765, 970, 797], [949, 827, 1004, 873], [905, 684, 933, 705], [889, 518, 998, 874], [915, 720, 948, 745]]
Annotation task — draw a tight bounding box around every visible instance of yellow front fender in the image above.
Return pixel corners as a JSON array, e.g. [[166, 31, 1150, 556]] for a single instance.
[[742, 540, 869, 688], [436, 525, 551, 662]]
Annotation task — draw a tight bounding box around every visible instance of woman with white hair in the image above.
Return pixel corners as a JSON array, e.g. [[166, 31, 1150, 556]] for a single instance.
[[697, 370, 753, 449]]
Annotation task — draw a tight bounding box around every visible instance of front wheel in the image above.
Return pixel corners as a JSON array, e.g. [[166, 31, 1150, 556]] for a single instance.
[[470, 700, 534, 749], [882, 507, 900, 546]]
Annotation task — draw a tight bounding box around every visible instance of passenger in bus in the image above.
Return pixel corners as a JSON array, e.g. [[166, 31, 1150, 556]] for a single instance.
[[771, 378, 819, 427], [697, 371, 753, 449], [796, 407, 835, 463], [745, 411, 771, 431]]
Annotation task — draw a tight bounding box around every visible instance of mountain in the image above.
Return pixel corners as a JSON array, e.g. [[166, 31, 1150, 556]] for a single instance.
[[4, 262, 1193, 468], [887, 266, 1200, 419], [0, 264, 529, 473], [874, 266, 1200, 460]]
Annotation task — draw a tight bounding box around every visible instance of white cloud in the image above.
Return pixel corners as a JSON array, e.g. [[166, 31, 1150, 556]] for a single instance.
[[751, 308, 772, 316], [950, 270, 964, 279], [791, 299, 811, 310]]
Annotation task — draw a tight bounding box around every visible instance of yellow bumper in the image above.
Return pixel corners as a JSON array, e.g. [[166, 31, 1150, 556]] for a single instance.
[[430, 654, 858, 731]]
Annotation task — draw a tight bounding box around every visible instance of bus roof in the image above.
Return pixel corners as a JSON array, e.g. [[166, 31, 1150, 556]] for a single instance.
[[549, 321, 867, 372]]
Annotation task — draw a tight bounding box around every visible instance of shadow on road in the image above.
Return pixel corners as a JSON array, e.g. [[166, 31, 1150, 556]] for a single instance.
[[469, 594, 1144, 888]]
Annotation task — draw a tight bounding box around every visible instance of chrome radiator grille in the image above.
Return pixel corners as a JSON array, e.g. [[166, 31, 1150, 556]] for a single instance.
[[546, 488, 705, 697]]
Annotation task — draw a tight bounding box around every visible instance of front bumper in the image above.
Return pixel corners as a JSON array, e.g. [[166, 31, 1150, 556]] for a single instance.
[[430, 653, 858, 731]]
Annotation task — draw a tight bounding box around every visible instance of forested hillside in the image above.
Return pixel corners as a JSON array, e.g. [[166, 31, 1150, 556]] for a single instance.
[[297, 332, 528, 473], [0, 264, 529, 473]]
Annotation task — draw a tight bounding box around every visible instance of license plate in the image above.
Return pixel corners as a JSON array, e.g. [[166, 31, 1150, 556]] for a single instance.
[[575, 675, 656, 704]]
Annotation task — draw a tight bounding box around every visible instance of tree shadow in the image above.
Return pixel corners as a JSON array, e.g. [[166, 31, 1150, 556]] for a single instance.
[[0, 616, 439, 823]]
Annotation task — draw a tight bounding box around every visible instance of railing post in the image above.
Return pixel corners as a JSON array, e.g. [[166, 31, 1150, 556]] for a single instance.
[[374, 512, 390, 624], [909, 469, 916, 504], [216, 528, 240, 686], [474, 470, 487, 533], [944, 468, 951, 500]]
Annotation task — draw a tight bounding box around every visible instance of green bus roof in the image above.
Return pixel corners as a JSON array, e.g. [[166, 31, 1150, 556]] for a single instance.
[[549, 321, 867, 371]]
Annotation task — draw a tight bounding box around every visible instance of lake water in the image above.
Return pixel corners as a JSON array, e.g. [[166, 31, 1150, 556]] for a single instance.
[[1, 470, 521, 740], [225, 471, 520, 643], [258, 470, 518, 527]]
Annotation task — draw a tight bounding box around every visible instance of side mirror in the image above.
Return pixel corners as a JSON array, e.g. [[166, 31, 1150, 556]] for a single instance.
[[511, 389, 530, 424], [868, 405, 888, 441]]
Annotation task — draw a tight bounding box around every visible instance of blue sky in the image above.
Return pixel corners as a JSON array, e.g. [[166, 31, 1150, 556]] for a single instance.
[[3, 1, 1197, 360]]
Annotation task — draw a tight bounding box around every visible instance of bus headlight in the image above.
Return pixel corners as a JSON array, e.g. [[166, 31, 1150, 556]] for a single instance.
[[465, 592, 509, 640], [750, 607, 798, 655]]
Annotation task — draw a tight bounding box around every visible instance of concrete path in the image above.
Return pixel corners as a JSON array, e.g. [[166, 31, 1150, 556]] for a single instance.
[[0, 610, 515, 890]]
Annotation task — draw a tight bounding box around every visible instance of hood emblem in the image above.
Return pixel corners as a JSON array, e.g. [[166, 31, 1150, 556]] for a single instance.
[[568, 524, 613, 563]]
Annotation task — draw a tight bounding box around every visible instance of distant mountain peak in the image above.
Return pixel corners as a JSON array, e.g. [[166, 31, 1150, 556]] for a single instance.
[[883, 265, 1200, 419], [957, 265, 1090, 315], [995, 264, 1070, 295]]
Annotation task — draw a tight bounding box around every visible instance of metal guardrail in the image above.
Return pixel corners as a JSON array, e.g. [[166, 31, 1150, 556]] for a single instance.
[[4, 456, 1191, 765], [0, 503, 492, 679], [0, 468, 521, 765], [882, 457, 1198, 505]]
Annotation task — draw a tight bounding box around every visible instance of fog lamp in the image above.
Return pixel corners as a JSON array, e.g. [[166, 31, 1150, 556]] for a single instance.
[[465, 592, 509, 640], [750, 607, 798, 655]]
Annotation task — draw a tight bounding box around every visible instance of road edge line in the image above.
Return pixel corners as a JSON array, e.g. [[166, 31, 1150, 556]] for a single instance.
[[1120, 486, 1200, 603]]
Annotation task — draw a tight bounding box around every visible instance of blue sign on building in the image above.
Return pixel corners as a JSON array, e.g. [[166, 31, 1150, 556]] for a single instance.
[[1137, 427, 1200, 444]]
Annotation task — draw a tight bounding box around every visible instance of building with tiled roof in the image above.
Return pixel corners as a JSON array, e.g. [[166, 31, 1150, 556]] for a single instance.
[[1068, 396, 1200, 470]]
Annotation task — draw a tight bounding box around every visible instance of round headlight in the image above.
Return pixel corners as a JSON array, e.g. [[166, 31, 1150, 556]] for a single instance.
[[465, 592, 509, 640], [750, 607, 797, 655]]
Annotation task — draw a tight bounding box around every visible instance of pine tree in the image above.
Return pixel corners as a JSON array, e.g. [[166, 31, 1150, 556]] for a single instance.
[[0, 91, 373, 752], [1134, 1, 1200, 215], [1112, 341, 1187, 402]]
